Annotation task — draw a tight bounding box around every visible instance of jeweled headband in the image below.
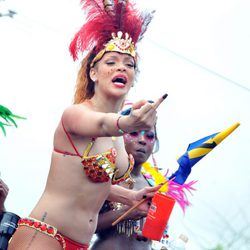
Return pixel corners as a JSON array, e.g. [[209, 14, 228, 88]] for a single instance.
[[69, 0, 154, 65]]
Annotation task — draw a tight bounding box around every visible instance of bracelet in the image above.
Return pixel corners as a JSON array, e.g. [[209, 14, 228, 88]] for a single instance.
[[116, 115, 126, 134]]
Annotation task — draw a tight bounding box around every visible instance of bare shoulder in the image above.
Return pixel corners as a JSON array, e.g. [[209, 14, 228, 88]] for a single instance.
[[63, 103, 89, 116], [62, 103, 90, 124]]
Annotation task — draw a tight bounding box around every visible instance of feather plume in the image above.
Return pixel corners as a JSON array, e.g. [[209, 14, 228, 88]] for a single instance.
[[69, 0, 154, 60]]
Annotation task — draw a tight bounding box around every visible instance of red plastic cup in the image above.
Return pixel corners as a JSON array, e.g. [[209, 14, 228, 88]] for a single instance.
[[142, 192, 175, 241]]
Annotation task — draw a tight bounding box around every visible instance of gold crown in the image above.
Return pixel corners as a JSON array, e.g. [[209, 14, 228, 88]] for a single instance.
[[91, 31, 136, 67]]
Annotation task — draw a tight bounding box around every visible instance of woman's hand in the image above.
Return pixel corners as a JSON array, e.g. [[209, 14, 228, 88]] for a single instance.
[[130, 185, 161, 212], [119, 93, 168, 133], [0, 179, 9, 212], [110, 185, 162, 226]]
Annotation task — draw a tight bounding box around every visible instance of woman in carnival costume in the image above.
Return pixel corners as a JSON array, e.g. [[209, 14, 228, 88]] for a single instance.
[[8, 0, 166, 249], [91, 103, 196, 250], [91, 113, 160, 250]]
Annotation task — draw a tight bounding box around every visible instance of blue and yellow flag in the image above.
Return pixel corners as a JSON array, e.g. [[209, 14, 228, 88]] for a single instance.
[[169, 122, 240, 184]]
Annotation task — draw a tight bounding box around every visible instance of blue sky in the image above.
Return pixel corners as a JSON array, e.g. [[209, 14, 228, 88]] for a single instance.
[[1, 0, 250, 249]]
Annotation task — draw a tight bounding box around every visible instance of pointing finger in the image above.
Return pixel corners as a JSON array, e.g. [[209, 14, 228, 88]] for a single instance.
[[152, 93, 168, 110]]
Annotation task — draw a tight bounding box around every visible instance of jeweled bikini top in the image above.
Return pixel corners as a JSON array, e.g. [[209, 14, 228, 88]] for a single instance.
[[54, 120, 134, 184]]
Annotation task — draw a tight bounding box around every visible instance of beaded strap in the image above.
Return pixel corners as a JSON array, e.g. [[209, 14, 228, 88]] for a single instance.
[[18, 217, 66, 249], [112, 153, 134, 184]]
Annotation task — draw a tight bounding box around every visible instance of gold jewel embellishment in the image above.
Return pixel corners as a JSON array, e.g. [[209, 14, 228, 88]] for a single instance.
[[91, 31, 136, 67]]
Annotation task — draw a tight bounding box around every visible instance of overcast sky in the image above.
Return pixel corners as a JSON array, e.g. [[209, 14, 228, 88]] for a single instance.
[[1, 0, 250, 249]]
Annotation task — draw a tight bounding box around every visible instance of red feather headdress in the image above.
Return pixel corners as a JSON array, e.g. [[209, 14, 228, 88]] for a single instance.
[[69, 0, 154, 64]]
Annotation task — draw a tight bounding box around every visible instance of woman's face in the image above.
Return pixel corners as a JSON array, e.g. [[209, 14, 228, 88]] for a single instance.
[[124, 128, 156, 166], [89, 52, 135, 98]]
